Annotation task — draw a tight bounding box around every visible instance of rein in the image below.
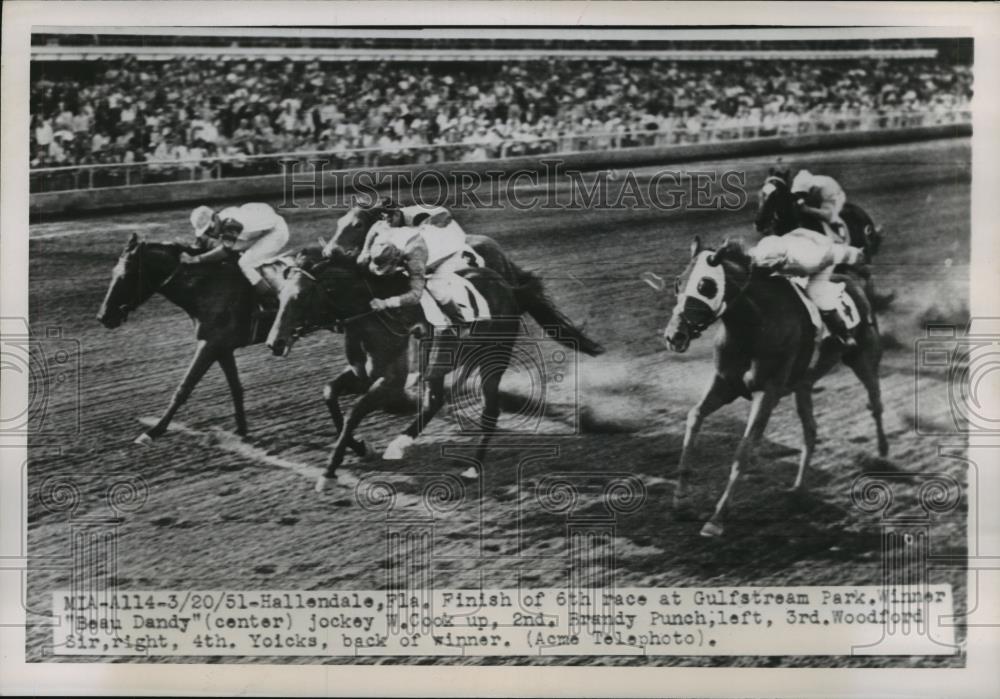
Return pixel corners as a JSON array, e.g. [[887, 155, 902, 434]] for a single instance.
[[284, 264, 389, 338]]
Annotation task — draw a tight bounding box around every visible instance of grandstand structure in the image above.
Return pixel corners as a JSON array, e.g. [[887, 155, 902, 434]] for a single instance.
[[29, 30, 973, 193]]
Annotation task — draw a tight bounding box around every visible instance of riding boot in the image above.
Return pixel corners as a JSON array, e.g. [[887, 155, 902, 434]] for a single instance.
[[820, 310, 856, 349]]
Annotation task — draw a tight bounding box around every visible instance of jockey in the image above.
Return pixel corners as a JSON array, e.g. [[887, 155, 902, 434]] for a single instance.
[[183, 203, 290, 297], [750, 228, 864, 349], [356, 209, 484, 327], [790, 170, 848, 243]]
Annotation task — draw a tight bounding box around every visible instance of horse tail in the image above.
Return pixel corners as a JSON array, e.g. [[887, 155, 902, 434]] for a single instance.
[[510, 264, 605, 357]]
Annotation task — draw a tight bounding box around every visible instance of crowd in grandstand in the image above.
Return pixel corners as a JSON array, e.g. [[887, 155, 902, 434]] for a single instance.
[[30, 56, 972, 175]]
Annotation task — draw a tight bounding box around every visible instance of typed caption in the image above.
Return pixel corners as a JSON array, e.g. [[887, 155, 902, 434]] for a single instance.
[[52, 585, 956, 657]]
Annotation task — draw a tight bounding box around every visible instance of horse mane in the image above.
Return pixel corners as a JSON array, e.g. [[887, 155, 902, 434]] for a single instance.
[[143, 240, 202, 256], [713, 239, 752, 267]]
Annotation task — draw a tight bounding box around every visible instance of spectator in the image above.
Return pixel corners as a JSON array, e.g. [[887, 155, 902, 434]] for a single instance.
[[30, 55, 973, 171]]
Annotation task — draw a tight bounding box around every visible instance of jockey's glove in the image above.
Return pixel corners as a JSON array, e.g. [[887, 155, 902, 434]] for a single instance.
[[370, 296, 402, 311]]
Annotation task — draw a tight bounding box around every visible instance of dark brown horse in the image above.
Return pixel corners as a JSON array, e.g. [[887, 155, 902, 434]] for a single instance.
[[266, 248, 576, 492], [754, 172, 895, 312], [754, 168, 884, 256], [662, 237, 887, 538], [97, 234, 288, 443]]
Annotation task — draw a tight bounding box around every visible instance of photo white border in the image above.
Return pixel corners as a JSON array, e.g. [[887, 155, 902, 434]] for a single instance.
[[2, 2, 999, 696]]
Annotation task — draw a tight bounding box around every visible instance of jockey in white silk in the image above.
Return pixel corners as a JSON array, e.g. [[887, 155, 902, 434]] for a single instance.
[[750, 228, 864, 348], [183, 202, 290, 294], [357, 208, 487, 327], [790, 170, 848, 243]]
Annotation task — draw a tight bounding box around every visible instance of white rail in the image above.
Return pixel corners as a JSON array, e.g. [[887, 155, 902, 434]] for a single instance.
[[28, 109, 971, 193]]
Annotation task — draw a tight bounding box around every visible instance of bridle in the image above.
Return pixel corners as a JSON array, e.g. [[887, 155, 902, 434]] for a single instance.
[[117, 243, 182, 317], [674, 253, 753, 339], [281, 264, 381, 340]]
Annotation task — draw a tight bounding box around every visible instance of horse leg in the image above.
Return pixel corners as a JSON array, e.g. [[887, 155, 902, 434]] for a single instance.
[[217, 350, 247, 437], [843, 345, 889, 457], [674, 374, 740, 511], [316, 374, 403, 493], [702, 387, 781, 538], [791, 385, 817, 491], [468, 364, 506, 477], [324, 368, 371, 457], [385, 375, 446, 461], [136, 340, 216, 444]]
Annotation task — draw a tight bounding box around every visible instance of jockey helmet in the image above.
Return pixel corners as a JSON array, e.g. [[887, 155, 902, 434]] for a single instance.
[[790, 169, 815, 194], [190, 205, 215, 237], [370, 240, 404, 276]]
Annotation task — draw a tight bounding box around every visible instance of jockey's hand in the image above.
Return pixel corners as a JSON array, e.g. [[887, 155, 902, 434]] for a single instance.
[[180, 252, 197, 264], [370, 297, 391, 311]]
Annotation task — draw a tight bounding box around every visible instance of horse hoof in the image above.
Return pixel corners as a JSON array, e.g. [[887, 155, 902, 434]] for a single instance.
[[315, 475, 335, 493], [383, 435, 414, 461], [134, 433, 154, 446], [700, 521, 724, 538], [459, 466, 479, 480]]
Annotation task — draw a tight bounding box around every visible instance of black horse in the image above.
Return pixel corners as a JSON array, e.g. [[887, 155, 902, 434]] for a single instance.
[[662, 237, 887, 538], [97, 233, 288, 443], [754, 171, 884, 258], [266, 247, 603, 492]]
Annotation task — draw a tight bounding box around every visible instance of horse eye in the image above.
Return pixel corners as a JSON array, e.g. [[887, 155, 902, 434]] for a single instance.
[[697, 278, 718, 299]]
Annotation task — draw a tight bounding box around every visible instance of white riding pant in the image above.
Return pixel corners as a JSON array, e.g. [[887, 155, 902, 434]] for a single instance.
[[238, 219, 290, 284], [423, 251, 488, 323], [805, 266, 841, 311]]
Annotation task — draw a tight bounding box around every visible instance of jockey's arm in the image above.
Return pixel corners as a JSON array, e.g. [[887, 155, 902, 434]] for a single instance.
[[182, 241, 231, 265], [224, 215, 279, 252], [377, 244, 429, 309], [356, 224, 381, 265], [798, 201, 834, 223]]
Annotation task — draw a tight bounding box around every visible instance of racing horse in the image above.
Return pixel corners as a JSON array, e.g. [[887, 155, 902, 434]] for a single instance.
[[754, 168, 883, 257], [266, 247, 603, 493], [754, 170, 893, 311], [269, 249, 509, 491], [308, 195, 603, 433], [662, 237, 887, 538], [97, 233, 289, 443]]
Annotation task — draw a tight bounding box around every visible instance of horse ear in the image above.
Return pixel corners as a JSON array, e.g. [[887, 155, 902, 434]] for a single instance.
[[349, 194, 360, 208], [690, 236, 702, 258], [317, 236, 328, 248], [126, 233, 139, 250]]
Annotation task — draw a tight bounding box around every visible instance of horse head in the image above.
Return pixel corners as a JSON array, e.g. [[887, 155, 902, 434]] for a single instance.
[[97, 233, 157, 328], [663, 236, 751, 353], [266, 247, 368, 357], [754, 175, 799, 236], [324, 193, 399, 258]]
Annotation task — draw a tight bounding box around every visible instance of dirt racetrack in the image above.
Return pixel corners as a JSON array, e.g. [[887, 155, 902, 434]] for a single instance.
[[26, 138, 971, 666]]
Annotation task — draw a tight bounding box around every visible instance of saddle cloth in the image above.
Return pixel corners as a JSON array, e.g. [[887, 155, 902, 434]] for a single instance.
[[787, 276, 861, 343]]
